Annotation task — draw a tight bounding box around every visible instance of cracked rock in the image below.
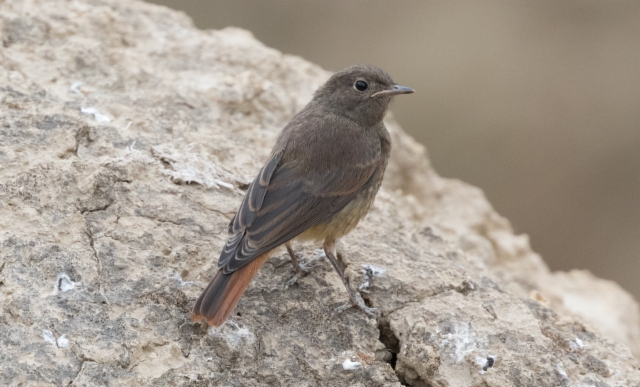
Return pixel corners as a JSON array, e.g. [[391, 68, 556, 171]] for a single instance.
[[0, 0, 639, 386]]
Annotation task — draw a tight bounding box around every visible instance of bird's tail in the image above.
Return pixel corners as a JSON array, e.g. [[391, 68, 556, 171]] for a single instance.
[[191, 253, 269, 327]]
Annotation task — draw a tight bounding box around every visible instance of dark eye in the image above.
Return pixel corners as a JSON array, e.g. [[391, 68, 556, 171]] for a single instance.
[[354, 80, 368, 92]]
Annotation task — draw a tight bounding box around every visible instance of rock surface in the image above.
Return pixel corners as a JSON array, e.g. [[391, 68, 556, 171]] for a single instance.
[[0, 0, 639, 386]]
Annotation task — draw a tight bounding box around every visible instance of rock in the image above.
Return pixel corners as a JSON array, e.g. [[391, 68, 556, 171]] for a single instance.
[[0, 0, 639, 386], [541, 270, 640, 358]]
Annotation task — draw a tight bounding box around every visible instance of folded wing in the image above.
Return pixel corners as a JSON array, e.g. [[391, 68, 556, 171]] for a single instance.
[[218, 147, 379, 274]]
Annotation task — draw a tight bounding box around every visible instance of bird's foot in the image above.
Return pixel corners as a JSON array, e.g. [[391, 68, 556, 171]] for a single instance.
[[284, 249, 326, 289], [331, 291, 377, 319], [284, 261, 316, 289]]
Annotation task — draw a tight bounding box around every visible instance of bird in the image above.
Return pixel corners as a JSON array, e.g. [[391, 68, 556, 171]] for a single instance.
[[191, 64, 414, 327]]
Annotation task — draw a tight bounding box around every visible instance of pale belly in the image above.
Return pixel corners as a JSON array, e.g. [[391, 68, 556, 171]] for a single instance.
[[296, 184, 380, 243]]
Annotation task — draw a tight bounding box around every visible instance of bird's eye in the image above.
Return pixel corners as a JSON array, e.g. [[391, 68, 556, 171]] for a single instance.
[[354, 80, 368, 92]]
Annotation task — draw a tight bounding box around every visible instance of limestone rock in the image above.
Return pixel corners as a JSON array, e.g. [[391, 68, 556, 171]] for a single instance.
[[1, 0, 639, 386]]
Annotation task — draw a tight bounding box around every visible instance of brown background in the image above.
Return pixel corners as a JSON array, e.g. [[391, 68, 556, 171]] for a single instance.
[[147, 0, 640, 300]]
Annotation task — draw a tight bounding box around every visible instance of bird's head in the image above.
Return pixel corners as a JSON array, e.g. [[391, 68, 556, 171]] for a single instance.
[[313, 64, 414, 126]]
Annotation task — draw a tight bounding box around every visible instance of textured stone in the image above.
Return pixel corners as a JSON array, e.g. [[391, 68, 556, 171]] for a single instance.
[[0, 0, 639, 386]]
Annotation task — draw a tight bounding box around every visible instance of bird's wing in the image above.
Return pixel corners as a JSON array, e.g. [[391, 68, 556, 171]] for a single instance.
[[218, 148, 380, 274]]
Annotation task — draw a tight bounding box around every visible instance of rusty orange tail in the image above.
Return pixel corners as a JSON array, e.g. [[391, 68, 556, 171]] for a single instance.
[[191, 254, 269, 327]]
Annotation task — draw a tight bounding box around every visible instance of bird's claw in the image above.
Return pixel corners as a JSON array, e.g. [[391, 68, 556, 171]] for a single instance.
[[331, 292, 377, 319], [284, 259, 322, 289]]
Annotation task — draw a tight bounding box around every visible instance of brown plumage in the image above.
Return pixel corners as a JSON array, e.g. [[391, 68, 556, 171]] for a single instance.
[[191, 64, 414, 326]]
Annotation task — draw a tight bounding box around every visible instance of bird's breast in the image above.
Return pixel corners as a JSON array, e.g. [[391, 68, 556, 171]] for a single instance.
[[297, 175, 383, 242]]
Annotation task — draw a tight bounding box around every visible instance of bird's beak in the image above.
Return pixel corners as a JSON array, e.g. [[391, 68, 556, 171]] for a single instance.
[[371, 85, 415, 98]]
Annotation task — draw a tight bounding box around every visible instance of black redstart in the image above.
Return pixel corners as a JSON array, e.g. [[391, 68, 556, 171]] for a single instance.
[[192, 64, 414, 326]]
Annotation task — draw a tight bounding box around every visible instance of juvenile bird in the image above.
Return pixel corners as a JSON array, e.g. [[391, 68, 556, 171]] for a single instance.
[[191, 64, 414, 326]]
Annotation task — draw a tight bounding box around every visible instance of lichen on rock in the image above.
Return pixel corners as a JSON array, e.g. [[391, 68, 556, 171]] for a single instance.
[[1, 0, 639, 386]]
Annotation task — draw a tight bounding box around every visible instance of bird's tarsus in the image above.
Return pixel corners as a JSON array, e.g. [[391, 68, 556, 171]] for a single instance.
[[324, 240, 378, 320]]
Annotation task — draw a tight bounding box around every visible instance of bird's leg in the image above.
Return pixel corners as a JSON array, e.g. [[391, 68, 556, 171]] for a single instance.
[[284, 242, 323, 288], [323, 239, 377, 319]]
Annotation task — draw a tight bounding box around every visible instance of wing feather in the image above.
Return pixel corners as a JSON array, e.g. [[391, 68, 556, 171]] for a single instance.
[[218, 125, 382, 274], [218, 150, 283, 269]]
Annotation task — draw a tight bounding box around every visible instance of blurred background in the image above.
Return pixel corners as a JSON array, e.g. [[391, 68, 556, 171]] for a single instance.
[[148, 0, 640, 300]]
